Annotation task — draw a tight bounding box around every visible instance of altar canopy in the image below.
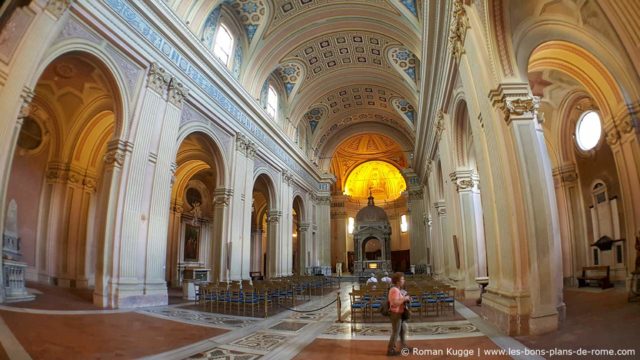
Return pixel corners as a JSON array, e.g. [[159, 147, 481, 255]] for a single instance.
[[353, 194, 392, 276]]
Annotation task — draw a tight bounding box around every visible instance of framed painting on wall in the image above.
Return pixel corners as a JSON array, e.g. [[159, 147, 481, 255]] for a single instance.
[[184, 224, 200, 262]]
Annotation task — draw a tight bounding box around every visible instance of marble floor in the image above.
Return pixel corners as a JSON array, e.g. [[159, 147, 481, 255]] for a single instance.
[[0, 281, 637, 359]]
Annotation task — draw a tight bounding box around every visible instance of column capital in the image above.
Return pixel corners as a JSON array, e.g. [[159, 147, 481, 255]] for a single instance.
[[312, 193, 331, 205], [299, 222, 311, 231], [168, 78, 189, 107], [552, 164, 578, 184], [489, 84, 541, 125], [213, 188, 233, 208], [246, 141, 257, 159], [147, 63, 171, 95], [408, 189, 424, 201], [281, 169, 294, 185], [46, 0, 74, 18], [235, 133, 248, 154], [433, 201, 447, 216], [449, 170, 479, 192], [267, 210, 281, 223], [448, 0, 469, 63], [18, 88, 35, 119], [103, 140, 128, 169]]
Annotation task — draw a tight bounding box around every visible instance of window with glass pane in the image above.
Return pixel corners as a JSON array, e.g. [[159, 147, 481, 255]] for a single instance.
[[576, 111, 602, 151], [213, 24, 233, 66], [267, 86, 278, 118]]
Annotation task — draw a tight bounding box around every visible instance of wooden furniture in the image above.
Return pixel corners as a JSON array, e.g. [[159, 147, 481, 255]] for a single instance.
[[577, 265, 613, 289]]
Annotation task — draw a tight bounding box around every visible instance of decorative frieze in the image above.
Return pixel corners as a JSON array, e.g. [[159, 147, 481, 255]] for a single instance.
[[168, 79, 189, 107], [448, 0, 469, 62], [147, 62, 171, 95]]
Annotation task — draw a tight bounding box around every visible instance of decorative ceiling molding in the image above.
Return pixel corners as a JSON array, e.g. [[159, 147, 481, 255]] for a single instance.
[[285, 30, 401, 91], [265, 0, 397, 37], [387, 46, 418, 87], [275, 59, 305, 99]]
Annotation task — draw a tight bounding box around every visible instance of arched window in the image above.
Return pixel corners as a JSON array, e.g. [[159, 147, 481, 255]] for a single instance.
[[575, 110, 602, 151], [266, 85, 278, 118], [213, 24, 234, 66]]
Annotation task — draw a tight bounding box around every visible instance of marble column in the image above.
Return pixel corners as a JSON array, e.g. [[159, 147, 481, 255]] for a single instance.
[[279, 170, 294, 276], [331, 195, 348, 272], [167, 201, 184, 287], [433, 201, 447, 279], [267, 210, 281, 278], [212, 188, 232, 282], [314, 193, 332, 271], [450, 170, 486, 298], [298, 222, 310, 275], [241, 143, 256, 280], [407, 188, 428, 267], [250, 229, 262, 273]]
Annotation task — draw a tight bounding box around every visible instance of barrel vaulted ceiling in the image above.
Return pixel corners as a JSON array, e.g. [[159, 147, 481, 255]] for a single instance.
[[166, 0, 421, 170]]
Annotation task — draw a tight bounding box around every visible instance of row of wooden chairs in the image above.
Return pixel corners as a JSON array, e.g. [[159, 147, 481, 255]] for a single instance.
[[349, 285, 456, 323], [195, 275, 335, 317]]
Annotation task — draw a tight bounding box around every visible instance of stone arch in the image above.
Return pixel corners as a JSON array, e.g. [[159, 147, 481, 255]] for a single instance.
[[5, 50, 126, 304], [175, 124, 229, 189]]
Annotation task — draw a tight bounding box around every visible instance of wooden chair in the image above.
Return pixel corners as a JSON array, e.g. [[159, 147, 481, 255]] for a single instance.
[[349, 290, 368, 323]]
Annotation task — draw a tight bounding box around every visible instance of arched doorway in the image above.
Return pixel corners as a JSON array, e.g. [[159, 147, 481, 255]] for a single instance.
[[166, 132, 224, 287], [4, 51, 123, 304], [250, 173, 277, 278]]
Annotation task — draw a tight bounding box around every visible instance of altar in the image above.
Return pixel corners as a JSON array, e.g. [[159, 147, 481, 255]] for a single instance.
[[353, 194, 392, 276]]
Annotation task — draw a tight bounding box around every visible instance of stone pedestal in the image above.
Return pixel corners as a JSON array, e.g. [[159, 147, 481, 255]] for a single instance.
[[3, 260, 34, 302]]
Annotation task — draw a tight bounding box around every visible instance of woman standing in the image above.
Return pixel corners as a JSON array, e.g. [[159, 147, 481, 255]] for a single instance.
[[387, 272, 411, 356]]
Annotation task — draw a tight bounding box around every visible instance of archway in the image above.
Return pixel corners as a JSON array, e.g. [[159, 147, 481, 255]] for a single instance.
[[166, 132, 224, 287], [527, 41, 636, 286], [4, 51, 123, 304], [250, 173, 277, 278], [292, 195, 305, 275], [451, 99, 488, 297], [363, 237, 382, 261]]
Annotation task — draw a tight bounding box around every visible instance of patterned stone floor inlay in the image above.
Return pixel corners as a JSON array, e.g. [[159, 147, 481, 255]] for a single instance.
[[270, 321, 309, 332], [322, 321, 479, 337], [231, 332, 290, 352], [140, 307, 261, 329], [187, 347, 262, 360]]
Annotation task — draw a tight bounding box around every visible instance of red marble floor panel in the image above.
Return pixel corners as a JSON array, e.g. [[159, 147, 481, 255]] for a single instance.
[[294, 337, 510, 359], [6, 282, 105, 311], [0, 310, 227, 360]]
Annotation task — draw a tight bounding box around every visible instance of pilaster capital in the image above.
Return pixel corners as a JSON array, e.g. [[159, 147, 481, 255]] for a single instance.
[[299, 222, 311, 231], [46, 0, 73, 18], [246, 141, 257, 159], [489, 84, 541, 125], [174, 203, 184, 214], [213, 188, 233, 208], [281, 169, 294, 185], [236, 133, 248, 153], [605, 128, 621, 146], [147, 63, 171, 95], [449, 170, 479, 192], [433, 201, 447, 216], [18, 89, 35, 119], [267, 210, 281, 223], [82, 176, 97, 192], [168, 78, 189, 107], [103, 140, 128, 169], [408, 189, 424, 201], [552, 164, 578, 184], [448, 0, 469, 63], [312, 194, 331, 205]]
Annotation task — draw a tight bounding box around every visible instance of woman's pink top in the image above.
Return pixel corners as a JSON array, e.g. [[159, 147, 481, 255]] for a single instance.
[[388, 286, 405, 313]]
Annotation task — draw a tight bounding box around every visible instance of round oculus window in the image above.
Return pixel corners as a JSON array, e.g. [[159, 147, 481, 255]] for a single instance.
[[576, 111, 602, 151], [17, 117, 43, 151]]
